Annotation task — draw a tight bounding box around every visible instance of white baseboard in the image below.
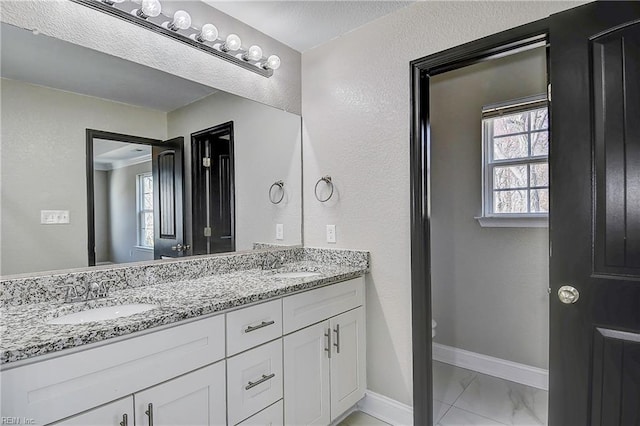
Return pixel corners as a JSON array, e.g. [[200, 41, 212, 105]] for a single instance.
[[357, 390, 413, 426], [432, 343, 549, 391]]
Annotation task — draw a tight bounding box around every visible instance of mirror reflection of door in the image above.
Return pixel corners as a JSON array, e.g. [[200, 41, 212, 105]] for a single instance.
[[191, 122, 235, 255], [88, 130, 185, 266]]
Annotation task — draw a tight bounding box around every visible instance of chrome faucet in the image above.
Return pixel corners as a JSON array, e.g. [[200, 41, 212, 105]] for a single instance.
[[59, 280, 110, 303], [262, 254, 286, 270]]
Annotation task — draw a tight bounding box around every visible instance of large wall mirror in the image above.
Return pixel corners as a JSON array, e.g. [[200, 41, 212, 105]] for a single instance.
[[0, 22, 302, 276]]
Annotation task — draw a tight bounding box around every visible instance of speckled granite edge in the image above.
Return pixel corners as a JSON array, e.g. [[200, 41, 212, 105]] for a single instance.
[[1, 247, 369, 306]]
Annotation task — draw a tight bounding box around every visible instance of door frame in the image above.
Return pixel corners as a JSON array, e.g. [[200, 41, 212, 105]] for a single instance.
[[190, 121, 236, 254], [86, 129, 165, 266], [409, 19, 549, 425]]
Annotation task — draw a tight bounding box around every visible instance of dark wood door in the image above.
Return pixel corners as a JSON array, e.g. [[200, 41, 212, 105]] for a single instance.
[[152, 137, 185, 259], [549, 2, 640, 424], [191, 122, 235, 255]]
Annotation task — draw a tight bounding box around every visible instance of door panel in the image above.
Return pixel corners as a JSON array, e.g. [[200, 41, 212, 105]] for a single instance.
[[50, 397, 133, 426], [153, 137, 185, 259], [549, 2, 640, 424]]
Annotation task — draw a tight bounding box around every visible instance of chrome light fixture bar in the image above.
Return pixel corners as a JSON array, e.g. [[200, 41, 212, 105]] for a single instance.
[[70, 0, 280, 77]]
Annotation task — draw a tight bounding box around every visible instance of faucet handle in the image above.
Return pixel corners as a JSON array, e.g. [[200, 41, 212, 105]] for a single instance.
[[57, 284, 80, 302]]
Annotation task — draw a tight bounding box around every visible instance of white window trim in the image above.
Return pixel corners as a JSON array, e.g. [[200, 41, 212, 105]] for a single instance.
[[478, 94, 549, 228], [136, 172, 154, 248]]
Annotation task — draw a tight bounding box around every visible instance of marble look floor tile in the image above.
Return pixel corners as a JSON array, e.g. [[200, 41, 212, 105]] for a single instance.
[[438, 407, 506, 425], [338, 411, 390, 426], [432, 361, 477, 404], [453, 373, 548, 425], [434, 399, 452, 423]]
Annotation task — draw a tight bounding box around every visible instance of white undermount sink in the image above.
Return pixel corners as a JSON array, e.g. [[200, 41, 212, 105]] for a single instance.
[[272, 271, 322, 279], [47, 304, 159, 325]]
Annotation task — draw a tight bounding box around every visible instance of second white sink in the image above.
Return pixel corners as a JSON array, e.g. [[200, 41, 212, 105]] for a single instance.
[[47, 304, 159, 325]]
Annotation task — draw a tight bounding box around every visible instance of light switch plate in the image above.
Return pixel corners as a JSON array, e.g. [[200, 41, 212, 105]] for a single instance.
[[326, 225, 336, 243], [41, 210, 70, 224], [276, 223, 284, 240]]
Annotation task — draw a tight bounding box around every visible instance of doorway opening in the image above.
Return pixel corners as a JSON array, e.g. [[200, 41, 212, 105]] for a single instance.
[[86, 129, 185, 266], [191, 122, 236, 255], [429, 46, 549, 425], [409, 20, 549, 425]]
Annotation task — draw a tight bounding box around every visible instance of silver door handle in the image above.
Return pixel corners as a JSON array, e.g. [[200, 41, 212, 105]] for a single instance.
[[145, 403, 154, 426], [558, 285, 579, 304], [324, 327, 331, 358], [245, 320, 275, 333], [119, 413, 128, 426], [245, 373, 276, 390], [333, 324, 340, 354]]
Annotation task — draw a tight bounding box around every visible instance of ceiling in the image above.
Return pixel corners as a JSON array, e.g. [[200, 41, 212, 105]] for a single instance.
[[93, 139, 152, 171], [0, 23, 217, 112], [203, 1, 413, 52]]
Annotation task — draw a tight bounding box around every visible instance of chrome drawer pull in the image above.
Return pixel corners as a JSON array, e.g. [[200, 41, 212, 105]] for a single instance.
[[245, 373, 276, 390], [333, 324, 340, 354], [244, 320, 275, 333], [324, 328, 331, 358], [145, 403, 154, 426], [120, 413, 128, 426]]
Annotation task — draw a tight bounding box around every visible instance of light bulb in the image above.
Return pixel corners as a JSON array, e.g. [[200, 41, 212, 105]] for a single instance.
[[221, 34, 241, 52], [194, 24, 218, 42], [263, 54, 281, 70], [133, 0, 161, 19], [166, 10, 191, 31], [243, 45, 263, 61]]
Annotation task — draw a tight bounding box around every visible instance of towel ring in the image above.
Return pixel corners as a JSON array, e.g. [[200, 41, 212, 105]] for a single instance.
[[314, 175, 334, 202], [269, 180, 285, 204]]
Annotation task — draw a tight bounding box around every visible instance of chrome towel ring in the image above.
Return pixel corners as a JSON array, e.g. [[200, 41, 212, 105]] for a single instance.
[[269, 180, 285, 204], [314, 175, 334, 202]]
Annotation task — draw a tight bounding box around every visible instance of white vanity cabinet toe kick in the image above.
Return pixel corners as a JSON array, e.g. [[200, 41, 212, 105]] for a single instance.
[[0, 276, 366, 426]]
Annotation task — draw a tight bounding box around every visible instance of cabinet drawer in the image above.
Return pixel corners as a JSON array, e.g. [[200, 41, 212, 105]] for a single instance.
[[227, 299, 282, 356], [236, 400, 283, 426], [1, 314, 225, 425], [282, 277, 364, 334], [227, 340, 283, 425]]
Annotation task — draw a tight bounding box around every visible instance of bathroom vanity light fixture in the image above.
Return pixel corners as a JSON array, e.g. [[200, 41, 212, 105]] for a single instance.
[[72, 0, 280, 77]]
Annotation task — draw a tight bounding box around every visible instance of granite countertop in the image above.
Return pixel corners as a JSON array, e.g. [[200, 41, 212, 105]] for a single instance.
[[0, 261, 366, 365]]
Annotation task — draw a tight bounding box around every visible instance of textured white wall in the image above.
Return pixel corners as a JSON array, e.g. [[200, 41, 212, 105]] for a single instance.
[[0, 78, 167, 275], [167, 91, 302, 250], [301, 1, 586, 406], [430, 48, 549, 369], [0, 0, 301, 114]]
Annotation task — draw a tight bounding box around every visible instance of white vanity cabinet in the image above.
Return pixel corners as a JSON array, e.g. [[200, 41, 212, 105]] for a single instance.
[[283, 278, 366, 425], [135, 361, 226, 426], [1, 276, 365, 426], [50, 397, 133, 426]]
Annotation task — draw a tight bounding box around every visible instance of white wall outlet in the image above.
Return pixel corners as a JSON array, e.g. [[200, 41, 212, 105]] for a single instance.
[[326, 225, 336, 243], [276, 223, 284, 240], [41, 210, 70, 224]]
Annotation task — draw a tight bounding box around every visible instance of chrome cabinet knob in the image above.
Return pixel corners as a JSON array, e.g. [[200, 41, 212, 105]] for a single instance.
[[558, 285, 579, 304]]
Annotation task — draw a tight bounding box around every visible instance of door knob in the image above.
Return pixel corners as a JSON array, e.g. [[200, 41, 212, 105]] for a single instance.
[[558, 285, 579, 304]]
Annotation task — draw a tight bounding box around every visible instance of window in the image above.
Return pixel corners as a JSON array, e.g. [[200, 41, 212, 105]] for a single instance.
[[480, 95, 549, 226], [137, 173, 154, 248]]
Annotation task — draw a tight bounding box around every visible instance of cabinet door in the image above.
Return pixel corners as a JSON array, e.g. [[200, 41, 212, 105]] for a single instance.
[[50, 397, 133, 426], [135, 361, 226, 426], [330, 307, 366, 421], [283, 321, 331, 426]]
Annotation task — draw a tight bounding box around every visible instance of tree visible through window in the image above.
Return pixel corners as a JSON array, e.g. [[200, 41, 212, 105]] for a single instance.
[[137, 173, 154, 248], [482, 95, 549, 216]]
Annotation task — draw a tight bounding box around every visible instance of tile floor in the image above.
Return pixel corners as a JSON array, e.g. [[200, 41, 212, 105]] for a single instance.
[[340, 361, 548, 426]]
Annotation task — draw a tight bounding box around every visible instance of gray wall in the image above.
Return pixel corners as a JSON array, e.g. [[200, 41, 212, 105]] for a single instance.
[[0, 78, 167, 275], [167, 91, 302, 251], [430, 48, 549, 369], [301, 1, 584, 406], [93, 170, 111, 264], [108, 162, 154, 264]]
